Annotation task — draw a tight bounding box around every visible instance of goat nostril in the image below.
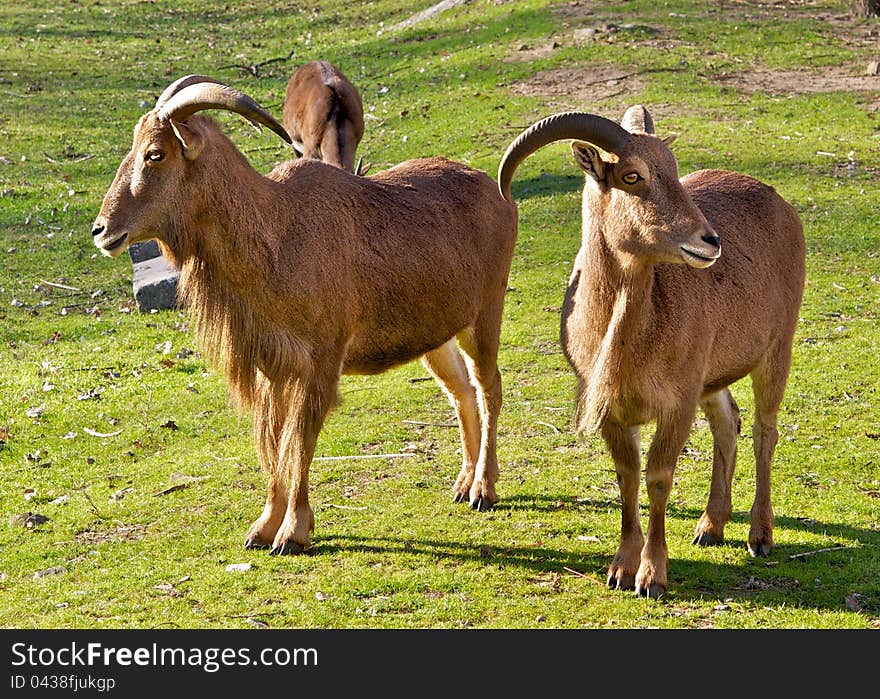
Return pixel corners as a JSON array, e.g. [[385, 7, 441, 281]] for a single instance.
[[91, 223, 104, 238], [701, 232, 720, 249]]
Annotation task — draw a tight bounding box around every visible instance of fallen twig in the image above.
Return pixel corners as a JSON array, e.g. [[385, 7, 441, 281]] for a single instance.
[[79, 487, 106, 519], [788, 545, 848, 560], [152, 483, 189, 497], [83, 427, 123, 438], [39, 279, 82, 292], [402, 419, 457, 428], [562, 566, 605, 585], [324, 504, 369, 511], [219, 48, 296, 78], [313, 453, 416, 462], [225, 611, 285, 620], [536, 421, 561, 435]]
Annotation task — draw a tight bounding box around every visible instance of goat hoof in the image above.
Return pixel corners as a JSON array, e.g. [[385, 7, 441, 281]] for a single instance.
[[607, 572, 636, 591], [635, 582, 666, 599], [269, 540, 306, 556], [691, 531, 722, 547], [244, 537, 271, 550], [469, 496, 494, 512], [748, 541, 772, 557], [453, 491, 468, 504]]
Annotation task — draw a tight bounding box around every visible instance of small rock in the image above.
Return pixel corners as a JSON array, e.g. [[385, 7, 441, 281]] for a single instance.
[[225, 563, 252, 572], [10, 512, 50, 528], [49, 495, 69, 506], [868, 61, 880, 76]]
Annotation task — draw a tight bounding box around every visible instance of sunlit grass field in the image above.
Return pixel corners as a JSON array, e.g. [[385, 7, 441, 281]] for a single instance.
[[0, 0, 877, 628]]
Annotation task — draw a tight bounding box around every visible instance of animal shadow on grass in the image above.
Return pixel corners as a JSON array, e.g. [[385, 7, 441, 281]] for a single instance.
[[312, 494, 880, 612]]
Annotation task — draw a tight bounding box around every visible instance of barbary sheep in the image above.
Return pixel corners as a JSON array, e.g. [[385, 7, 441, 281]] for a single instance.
[[498, 106, 805, 597], [92, 76, 518, 554], [283, 60, 365, 174]]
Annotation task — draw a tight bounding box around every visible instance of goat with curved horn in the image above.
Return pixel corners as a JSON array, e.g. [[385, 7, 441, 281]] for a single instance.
[[497, 105, 805, 598], [155, 80, 292, 144], [498, 111, 631, 201], [154, 74, 224, 110], [92, 76, 518, 556]]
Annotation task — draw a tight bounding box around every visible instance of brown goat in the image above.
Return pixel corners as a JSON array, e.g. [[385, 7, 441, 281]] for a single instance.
[[283, 61, 365, 174], [498, 107, 805, 597], [92, 76, 518, 554]]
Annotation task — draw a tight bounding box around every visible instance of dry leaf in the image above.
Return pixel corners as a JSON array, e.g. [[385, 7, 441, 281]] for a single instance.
[[109, 487, 134, 502], [845, 594, 863, 613], [33, 566, 67, 579]]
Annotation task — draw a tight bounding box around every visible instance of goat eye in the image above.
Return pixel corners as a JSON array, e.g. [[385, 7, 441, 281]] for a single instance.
[[621, 172, 641, 185], [145, 151, 164, 163]]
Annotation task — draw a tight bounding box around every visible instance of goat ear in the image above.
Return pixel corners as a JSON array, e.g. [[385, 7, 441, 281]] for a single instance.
[[571, 141, 606, 183], [169, 119, 205, 161], [621, 105, 655, 134], [662, 133, 678, 146]]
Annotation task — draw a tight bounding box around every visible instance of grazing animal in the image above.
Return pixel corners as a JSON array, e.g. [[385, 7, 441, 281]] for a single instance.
[[283, 60, 366, 174], [92, 76, 518, 554], [498, 106, 805, 597]]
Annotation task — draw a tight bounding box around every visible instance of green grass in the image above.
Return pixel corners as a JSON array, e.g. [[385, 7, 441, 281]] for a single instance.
[[1, 0, 878, 629]]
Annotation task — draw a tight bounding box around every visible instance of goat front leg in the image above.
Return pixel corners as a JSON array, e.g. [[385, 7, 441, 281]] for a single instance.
[[602, 421, 643, 591], [638, 407, 696, 598], [245, 373, 289, 549], [269, 377, 337, 556]]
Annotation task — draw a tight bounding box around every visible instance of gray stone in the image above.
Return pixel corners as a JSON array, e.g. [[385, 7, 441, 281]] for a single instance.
[[132, 255, 180, 312], [129, 240, 162, 263]]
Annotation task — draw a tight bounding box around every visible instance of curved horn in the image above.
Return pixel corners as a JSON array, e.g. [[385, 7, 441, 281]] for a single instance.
[[621, 104, 655, 134], [156, 80, 292, 144], [497, 111, 631, 202], [154, 74, 224, 110]]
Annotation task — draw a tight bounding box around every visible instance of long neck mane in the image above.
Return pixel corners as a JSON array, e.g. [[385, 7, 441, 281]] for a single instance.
[[159, 131, 310, 408], [576, 225, 655, 434]]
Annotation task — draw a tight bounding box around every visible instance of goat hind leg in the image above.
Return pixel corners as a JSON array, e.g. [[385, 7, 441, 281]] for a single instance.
[[420, 340, 481, 505], [457, 321, 503, 512], [692, 388, 741, 547], [748, 344, 792, 557]]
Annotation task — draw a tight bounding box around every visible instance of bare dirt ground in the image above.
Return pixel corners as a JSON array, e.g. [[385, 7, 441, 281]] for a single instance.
[[510, 0, 880, 107]]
